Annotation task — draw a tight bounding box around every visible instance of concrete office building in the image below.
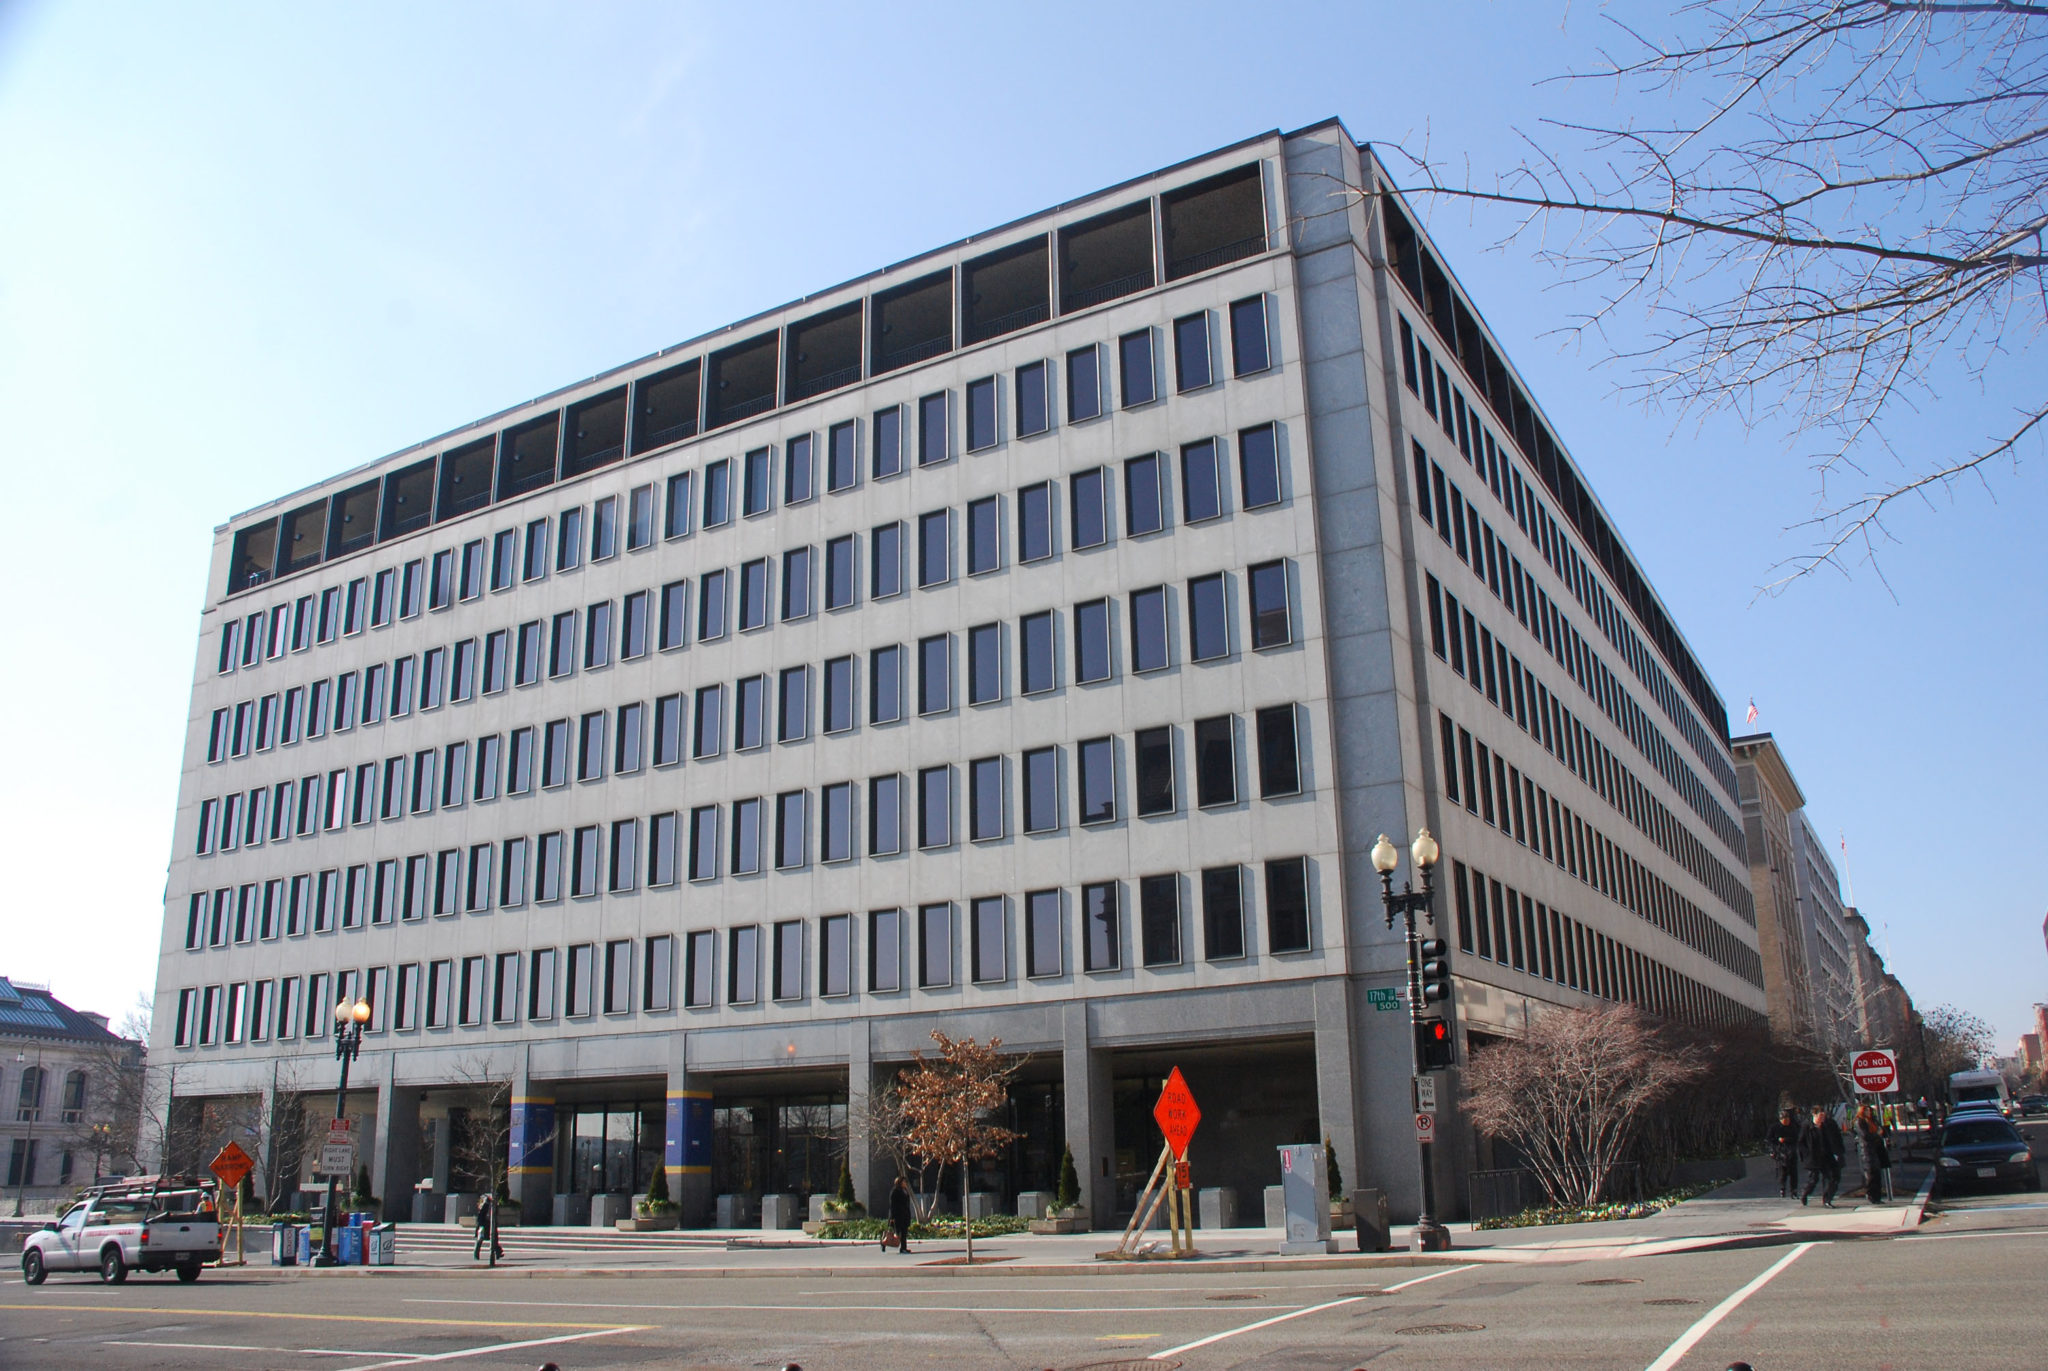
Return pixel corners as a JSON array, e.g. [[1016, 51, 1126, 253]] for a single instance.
[[1791, 814, 1856, 1056], [150, 121, 1765, 1228], [1732, 735, 1818, 1046]]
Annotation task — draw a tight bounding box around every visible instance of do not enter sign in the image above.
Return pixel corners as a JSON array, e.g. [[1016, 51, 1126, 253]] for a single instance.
[[1851, 1048, 1898, 1094]]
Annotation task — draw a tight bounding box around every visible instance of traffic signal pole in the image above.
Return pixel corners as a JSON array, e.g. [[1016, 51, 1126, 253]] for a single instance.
[[1374, 832, 1453, 1253]]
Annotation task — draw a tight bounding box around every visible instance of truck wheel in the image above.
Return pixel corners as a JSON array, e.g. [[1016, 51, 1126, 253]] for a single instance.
[[21, 1250, 46, 1286], [99, 1247, 128, 1284], [176, 1261, 202, 1283]]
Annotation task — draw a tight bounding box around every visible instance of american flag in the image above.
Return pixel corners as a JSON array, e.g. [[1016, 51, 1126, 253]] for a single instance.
[[1745, 698, 1758, 725]]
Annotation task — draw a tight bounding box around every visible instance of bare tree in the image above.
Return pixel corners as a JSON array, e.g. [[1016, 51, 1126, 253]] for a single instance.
[[1464, 1004, 1706, 1208], [1383, 1, 2046, 585], [895, 1031, 1021, 1262]]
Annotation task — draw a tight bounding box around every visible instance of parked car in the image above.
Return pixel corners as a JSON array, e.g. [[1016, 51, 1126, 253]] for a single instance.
[[20, 1178, 222, 1286], [2017, 1094, 2048, 1118], [1937, 1116, 2039, 1195]]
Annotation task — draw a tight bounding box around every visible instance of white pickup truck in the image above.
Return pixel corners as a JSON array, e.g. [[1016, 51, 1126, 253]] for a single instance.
[[20, 1179, 223, 1285]]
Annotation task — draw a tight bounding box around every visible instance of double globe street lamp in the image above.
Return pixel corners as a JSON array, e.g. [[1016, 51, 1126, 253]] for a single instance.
[[1372, 827, 1453, 1252], [312, 996, 371, 1268]]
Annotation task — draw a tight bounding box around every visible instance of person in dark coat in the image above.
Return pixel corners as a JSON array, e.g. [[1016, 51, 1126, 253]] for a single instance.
[[1766, 1107, 1802, 1199], [884, 1176, 914, 1254], [1798, 1105, 1845, 1207], [1854, 1104, 1891, 1202]]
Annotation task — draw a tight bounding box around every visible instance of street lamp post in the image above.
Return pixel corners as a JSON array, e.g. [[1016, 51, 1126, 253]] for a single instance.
[[11, 1046, 43, 1217], [1373, 828, 1453, 1253], [312, 997, 371, 1268]]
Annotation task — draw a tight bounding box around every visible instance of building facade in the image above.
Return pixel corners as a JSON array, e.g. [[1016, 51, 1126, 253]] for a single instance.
[[1732, 734, 1818, 1046], [150, 121, 1765, 1227], [1, 978, 145, 1214], [1791, 814, 1856, 1056]]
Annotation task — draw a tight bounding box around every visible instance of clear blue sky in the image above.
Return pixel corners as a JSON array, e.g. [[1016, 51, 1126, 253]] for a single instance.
[[2, 1, 2038, 1052]]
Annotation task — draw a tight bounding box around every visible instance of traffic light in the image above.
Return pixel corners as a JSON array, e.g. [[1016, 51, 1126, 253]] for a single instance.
[[1416, 938, 1451, 1007], [1416, 1016, 1455, 1070]]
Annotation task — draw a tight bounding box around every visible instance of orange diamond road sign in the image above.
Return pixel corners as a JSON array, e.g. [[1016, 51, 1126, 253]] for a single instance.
[[210, 1141, 254, 1189], [1153, 1066, 1201, 1160]]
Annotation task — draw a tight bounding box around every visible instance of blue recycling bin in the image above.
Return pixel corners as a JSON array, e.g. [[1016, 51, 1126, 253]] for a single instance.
[[296, 1226, 313, 1266], [336, 1224, 363, 1265]]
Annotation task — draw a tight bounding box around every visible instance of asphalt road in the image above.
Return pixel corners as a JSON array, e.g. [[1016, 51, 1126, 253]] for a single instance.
[[4, 1134, 2041, 1371]]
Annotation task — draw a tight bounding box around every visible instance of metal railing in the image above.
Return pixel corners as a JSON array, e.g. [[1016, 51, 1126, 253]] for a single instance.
[[1061, 271, 1153, 313], [1166, 234, 1267, 281], [874, 335, 951, 373], [964, 301, 1049, 344], [708, 392, 775, 427], [786, 364, 860, 402]]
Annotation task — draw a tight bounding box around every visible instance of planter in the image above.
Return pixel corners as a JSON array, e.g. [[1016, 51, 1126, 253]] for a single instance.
[[800, 1220, 826, 1235], [1330, 1200, 1355, 1223], [821, 1203, 866, 1222], [1028, 1216, 1088, 1234], [615, 1214, 679, 1232]]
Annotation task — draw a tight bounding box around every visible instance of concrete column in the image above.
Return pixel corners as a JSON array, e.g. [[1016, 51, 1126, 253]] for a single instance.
[[663, 1032, 713, 1226], [369, 1053, 421, 1222], [846, 1019, 877, 1212], [1313, 977, 1364, 1201], [508, 1048, 556, 1219], [1061, 1002, 1115, 1229]]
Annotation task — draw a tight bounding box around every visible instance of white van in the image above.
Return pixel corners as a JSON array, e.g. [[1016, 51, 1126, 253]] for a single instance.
[[1949, 1069, 2013, 1118]]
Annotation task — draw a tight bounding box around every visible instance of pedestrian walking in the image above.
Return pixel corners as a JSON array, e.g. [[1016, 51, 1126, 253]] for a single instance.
[[473, 1191, 504, 1263], [1798, 1104, 1845, 1207], [1854, 1104, 1891, 1203], [883, 1176, 913, 1255], [1766, 1107, 1802, 1199]]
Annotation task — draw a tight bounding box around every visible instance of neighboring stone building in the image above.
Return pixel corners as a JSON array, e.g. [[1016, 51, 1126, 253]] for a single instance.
[[1732, 734, 1816, 1046], [1841, 907, 1912, 1050], [0, 978, 145, 1214], [1790, 814, 1857, 1057], [149, 120, 1765, 1228]]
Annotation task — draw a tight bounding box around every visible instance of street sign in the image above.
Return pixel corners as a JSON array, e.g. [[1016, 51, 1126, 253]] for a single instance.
[[1851, 1048, 1899, 1094], [1153, 1067, 1202, 1160], [1367, 987, 1401, 1011], [1415, 1075, 1438, 1113], [209, 1141, 254, 1190], [318, 1143, 355, 1177], [1414, 1112, 1436, 1143], [1173, 1160, 1192, 1190]]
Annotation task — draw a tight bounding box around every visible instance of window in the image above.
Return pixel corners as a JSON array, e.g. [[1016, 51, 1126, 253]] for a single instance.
[[665, 471, 693, 539], [1140, 874, 1181, 966], [826, 421, 858, 492], [1082, 880, 1128, 972], [557, 508, 584, 571], [621, 590, 650, 659], [1015, 361, 1049, 436], [535, 831, 564, 902], [1066, 345, 1101, 422], [969, 756, 1003, 841], [482, 631, 509, 694], [648, 811, 679, 887], [578, 711, 608, 782], [824, 534, 856, 610], [873, 405, 902, 477], [500, 836, 528, 907], [1247, 560, 1291, 648], [967, 623, 1002, 705], [653, 693, 684, 766], [493, 952, 521, 1023], [965, 376, 998, 450], [1070, 468, 1108, 549], [1075, 599, 1112, 683], [1018, 482, 1054, 562], [604, 939, 633, 1014], [1181, 439, 1223, 523], [784, 434, 814, 505], [529, 948, 557, 1022], [459, 957, 487, 1026], [507, 727, 536, 794], [1020, 611, 1056, 694], [698, 568, 728, 640], [731, 797, 763, 875], [1230, 295, 1270, 375], [473, 734, 499, 800], [549, 611, 578, 677], [871, 522, 903, 598], [689, 805, 720, 881], [918, 903, 951, 988], [465, 841, 492, 910], [777, 665, 809, 742], [775, 790, 807, 869], [918, 634, 951, 714], [491, 529, 518, 591], [572, 825, 603, 897], [966, 496, 1001, 575], [821, 781, 855, 862], [742, 446, 772, 516], [1125, 454, 1166, 536], [685, 930, 715, 1008], [1174, 312, 1213, 391], [449, 640, 476, 702], [773, 920, 804, 1000], [918, 765, 951, 848], [868, 773, 902, 855], [917, 392, 948, 466], [423, 961, 453, 1029], [1194, 715, 1237, 807], [644, 935, 674, 1011], [1188, 573, 1229, 661], [870, 644, 903, 724], [781, 546, 812, 620], [1202, 865, 1246, 960], [1266, 857, 1311, 953], [703, 458, 732, 527], [522, 519, 549, 581], [610, 818, 640, 892], [1130, 586, 1169, 672], [1078, 736, 1115, 824], [810, 656, 851, 736], [400, 559, 425, 617], [601, 494, 630, 558], [1257, 704, 1302, 797], [820, 914, 853, 997], [1135, 726, 1175, 815], [917, 509, 950, 586], [971, 897, 1007, 983], [739, 557, 770, 631], [869, 908, 901, 991], [1119, 329, 1155, 406], [659, 579, 688, 649], [543, 718, 573, 788], [728, 926, 759, 1004]]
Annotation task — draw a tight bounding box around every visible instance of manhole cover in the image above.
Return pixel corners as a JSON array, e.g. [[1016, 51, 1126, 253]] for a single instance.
[[1396, 1323, 1486, 1335], [1645, 1298, 1701, 1306], [1204, 1293, 1261, 1301], [1579, 1277, 1642, 1286]]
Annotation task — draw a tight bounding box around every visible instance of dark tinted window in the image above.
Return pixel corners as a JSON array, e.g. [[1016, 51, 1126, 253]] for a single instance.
[[1266, 857, 1310, 953], [1257, 704, 1301, 797], [1230, 296, 1270, 375], [827, 421, 858, 492], [1130, 586, 1169, 673], [1021, 611, 1055, 694], [1239, 423, 1282, 508], [1174, 313, 1213, 391], [1075, 599, 1112, 683], [1181, 439, 1223, 523], [1082, 882, 1118, 972], [1248, 561, 1291, 648], [870, 645, 902, 724], [1119, 330, 1156, 406], [966, 377, 998, 451], [918, 509, 950, 586], [1135, 725, 1174, 815], [1140, 874, 1181, 967], [1030, 889, 1065, 977], [1194, 715, 1236, 807], [1188, 573, 1228, 661], [1023, 746, 1058, 833], [783, 434, 813, 505], [1071, 468, 1108, 549], [1125, 454, 1165, 536], [967, 496, 1001, 575], [1019, 482, 1054, 562], [969, 757, 1003, 840], [1067, 346, 1101, 422], [873, 405, 903, 477], [328, 481, 378, 557], [703, 459, 732, 526], [1162, 163, 1266, 280], [1078, 737, 1115, 824], [968, 622, 1002, 705], [825, 534, 856, 610], [1202, 865, 1246, 960], [871, 522, 902, 597], [742, 447, 772, 516], [918, 634, 950, 714], [918, 393, 948, 465]]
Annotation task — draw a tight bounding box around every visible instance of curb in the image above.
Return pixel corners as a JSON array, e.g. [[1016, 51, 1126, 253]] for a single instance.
[[246, 1252, 1488, 1280]]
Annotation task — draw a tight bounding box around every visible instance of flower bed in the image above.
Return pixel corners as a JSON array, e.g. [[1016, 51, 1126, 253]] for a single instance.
[[814, 1215, 1031, 1241], [1474, 1181, 1723, 1231]]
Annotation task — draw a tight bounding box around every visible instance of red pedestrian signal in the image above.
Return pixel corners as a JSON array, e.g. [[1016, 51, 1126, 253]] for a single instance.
[[1416, 1017, 1454, 1070]]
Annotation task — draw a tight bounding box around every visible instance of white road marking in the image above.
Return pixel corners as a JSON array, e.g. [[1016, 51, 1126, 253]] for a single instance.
[[1147, 1263, 1480, 1359], [107, 1344, 420, 1360], [1900, 1226, 2048, 1242], [339, 1325, 643, 1371], [1641, 1242, 1814, 1371], [403, 1296, 1303, 1315]]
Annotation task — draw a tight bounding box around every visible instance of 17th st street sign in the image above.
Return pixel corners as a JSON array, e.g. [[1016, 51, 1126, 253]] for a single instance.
[[1851, 1048, 1899, 1094]]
